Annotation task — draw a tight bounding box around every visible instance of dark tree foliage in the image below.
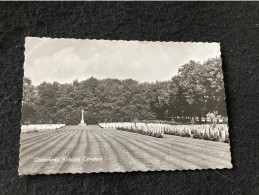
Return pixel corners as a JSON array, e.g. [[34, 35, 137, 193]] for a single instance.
[[22, 57, 227, 125], [167, 57, 227, 122]]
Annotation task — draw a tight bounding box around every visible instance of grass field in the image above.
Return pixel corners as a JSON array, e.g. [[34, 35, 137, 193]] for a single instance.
[[19, 125, 232, 175]]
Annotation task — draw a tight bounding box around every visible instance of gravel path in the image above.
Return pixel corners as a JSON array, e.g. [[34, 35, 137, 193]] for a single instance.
[[19, 125, 232, 175]]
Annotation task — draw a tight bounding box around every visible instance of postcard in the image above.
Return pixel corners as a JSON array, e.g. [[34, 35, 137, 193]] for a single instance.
[[19, 37, 232, 175]]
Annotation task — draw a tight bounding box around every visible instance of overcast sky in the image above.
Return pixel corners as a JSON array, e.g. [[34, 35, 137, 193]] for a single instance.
[[24, 37, 221, 85]]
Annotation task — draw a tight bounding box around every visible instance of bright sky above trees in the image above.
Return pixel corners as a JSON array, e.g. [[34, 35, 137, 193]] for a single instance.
[[24, 37, 221, 85]]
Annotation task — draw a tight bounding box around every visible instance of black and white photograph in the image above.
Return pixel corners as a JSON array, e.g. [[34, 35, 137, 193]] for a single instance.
[[19, 37, 232, 175]]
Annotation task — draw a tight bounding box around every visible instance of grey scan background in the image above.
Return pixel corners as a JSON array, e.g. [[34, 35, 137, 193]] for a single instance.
[[0, 2, 258, 194]]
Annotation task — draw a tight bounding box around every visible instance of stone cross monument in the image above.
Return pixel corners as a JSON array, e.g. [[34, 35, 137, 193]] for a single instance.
[[78, 108, 86, 126]]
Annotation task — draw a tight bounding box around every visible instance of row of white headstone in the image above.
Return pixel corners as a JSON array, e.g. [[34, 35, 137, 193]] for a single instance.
[[21, 124, 66, 133], [99, 122, 165, 136], [98, 122, 229, 139]]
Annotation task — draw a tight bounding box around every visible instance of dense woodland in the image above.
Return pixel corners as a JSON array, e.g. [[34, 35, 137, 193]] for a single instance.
[[22, 57, 227, 125]]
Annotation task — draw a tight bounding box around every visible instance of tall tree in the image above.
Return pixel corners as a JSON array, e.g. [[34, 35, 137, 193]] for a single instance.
[[22, 77, 37, 124], [22, 57, 227, 125]]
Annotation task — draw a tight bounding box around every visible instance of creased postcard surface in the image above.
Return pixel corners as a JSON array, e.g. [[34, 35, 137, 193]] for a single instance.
[[19, 37, 232, 175]]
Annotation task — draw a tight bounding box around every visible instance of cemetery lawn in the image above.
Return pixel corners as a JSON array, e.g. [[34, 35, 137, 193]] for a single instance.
[[19, 125, 232, 175]]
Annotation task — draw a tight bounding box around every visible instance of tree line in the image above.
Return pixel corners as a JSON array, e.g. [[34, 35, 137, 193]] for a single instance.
[[22, 57, 227, 125]]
